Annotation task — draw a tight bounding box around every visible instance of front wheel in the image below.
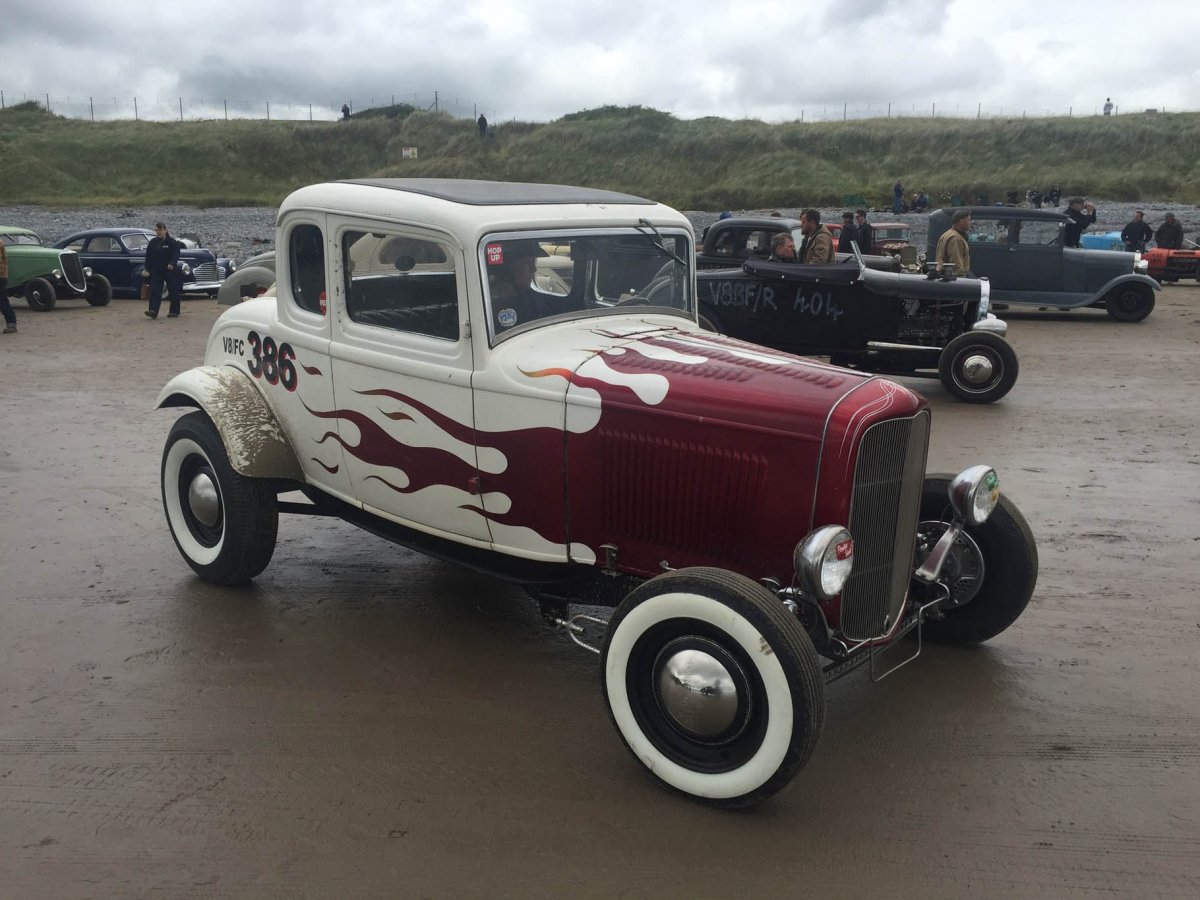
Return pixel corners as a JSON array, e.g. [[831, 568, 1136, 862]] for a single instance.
[[937, 331, 1018, 403], [85, 274, 113, 306], [1105, 284, 1155, 322], [24, 277, 56, 311], [161, 411, 278, 585], [602, 568, 824, 808], [915, 475, 1038, 645]]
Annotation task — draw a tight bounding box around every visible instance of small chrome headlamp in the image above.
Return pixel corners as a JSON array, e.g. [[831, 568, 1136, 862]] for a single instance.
[[794, 525, 854, 599], [949, 465, 1000, 526], [83, 266, 93, 276]]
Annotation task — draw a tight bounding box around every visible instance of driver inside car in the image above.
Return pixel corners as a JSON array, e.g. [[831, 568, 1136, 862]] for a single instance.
[[489, 240, 553, 332]]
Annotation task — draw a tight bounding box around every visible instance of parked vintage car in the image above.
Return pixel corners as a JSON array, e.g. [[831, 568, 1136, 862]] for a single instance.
[[696, 216, 903, 270], [53, 228, 228, 298], [1141, 246, 1200, 283], [697, 253, 1017, 403], [217, 250, 276, 305], [179, 236, 236, 286], [0, 225, 113, 310], [155, 178, 1037, 808], [926, 207, 1161, 321], [826, 220, 917, 257]]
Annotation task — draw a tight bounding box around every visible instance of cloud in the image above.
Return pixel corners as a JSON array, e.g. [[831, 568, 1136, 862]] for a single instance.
[[1, 0, 1198, 123]]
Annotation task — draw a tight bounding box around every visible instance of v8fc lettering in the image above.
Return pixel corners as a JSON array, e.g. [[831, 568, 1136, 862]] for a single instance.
[[246, 330, 298, 391]]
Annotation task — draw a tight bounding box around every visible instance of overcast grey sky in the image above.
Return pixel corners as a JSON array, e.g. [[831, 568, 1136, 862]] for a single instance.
[[2, 0, 1198, 123]]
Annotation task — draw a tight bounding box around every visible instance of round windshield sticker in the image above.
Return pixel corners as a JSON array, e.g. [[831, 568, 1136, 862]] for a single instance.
[[497, 308, 518, 328]]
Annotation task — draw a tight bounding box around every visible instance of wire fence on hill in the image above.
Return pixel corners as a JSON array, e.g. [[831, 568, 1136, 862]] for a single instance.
[[0, 90, 1179, 123], [0, 90, 493, 123]]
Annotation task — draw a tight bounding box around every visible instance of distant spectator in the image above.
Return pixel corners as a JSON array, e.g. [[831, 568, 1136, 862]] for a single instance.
[[915, 190, 929, 211], [768, 232, 797, 262], [1103, 98, 1113, 116], [1121, 211, 1153, 252], [837, 212, 858, 253], [1046, 185, 1062, 207], [1154, 212, 1184, 249], [717, 211, 733, 221], [478, 114, 488, 138], [341, 103, 351, 120], [854, 209, 874, 254], [798, 209, 835, 264], [1026, 188, 1043, 208], [1063, 197, 1097, 247], [935, 209, 973, 277], [893, 180, 904, 213]]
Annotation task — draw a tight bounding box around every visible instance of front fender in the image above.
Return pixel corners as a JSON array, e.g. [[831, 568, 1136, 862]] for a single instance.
[[155, 365, 304, 482], [1089, 272, 1161, 303]]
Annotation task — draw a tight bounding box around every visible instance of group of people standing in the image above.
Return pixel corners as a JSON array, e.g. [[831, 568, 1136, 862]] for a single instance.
[[1120, 210, 1184, 252], [765, 209, 868, 265]]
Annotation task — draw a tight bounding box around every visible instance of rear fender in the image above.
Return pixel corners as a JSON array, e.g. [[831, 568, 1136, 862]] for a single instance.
[[155, 365, 303, 482]]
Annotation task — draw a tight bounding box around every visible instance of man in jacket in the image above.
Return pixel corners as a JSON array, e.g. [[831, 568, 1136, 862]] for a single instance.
[[144, 222, 183, 319], [935, 210, 972, 277], [836, 212, 858, 253], [798, 210, 835, 264], [854, 209, 874, 254], [1121, 211, 1153, 252], [1063, 198, 1097, 248], [1154, 213, 1184, 250]]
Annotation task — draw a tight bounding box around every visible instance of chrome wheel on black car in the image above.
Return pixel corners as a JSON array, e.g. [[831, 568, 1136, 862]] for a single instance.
[[937, 331, 1019, 403], [602, 568, 824, 808]]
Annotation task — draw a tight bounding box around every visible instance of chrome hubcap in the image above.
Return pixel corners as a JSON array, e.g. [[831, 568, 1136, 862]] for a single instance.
[[655, 642, 741, 739], [187, 472, 220, 527], [960, 353, 995, 385]]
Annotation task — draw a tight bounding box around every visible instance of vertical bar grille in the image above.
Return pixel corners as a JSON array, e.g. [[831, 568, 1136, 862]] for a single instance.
[[59, 252, 86, 291], [839, 411, 929, 640]]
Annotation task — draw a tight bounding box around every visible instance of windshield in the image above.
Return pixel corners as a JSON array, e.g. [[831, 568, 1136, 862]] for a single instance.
[[0, 232, 42, 246], [482, 228, 693, 341]]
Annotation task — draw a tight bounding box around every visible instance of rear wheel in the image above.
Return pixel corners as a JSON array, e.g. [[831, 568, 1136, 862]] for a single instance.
[[937, 331, 1018, 403], [602, 568, 824, 808], [85, 274, 113, 306], [1105, 284, 1155, 322], [24, 277, 56, 311], [915, 476, 1038, 645], [161, 411, 278, 585]]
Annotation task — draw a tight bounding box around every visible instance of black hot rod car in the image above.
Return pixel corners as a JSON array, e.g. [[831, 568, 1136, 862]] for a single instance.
[[697, 254, 1018, 403]]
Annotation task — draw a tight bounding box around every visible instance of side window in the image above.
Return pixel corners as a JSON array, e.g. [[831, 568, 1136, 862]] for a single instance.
[[63, 239, 85, 252], [88, 237, 121, 253], [712, 229, 738, 257], [288, 224, 327, 316], [1017, 220, 1061, 246], [342, 230, 459, 340]]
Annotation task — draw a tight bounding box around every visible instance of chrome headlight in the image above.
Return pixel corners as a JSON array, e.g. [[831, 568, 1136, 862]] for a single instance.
[[180, 262, 192, 276], [794, 525, 854, 599], [83, 266, 93, 276], [949, 465, 1000, 526], [1135, 258, 1149, 271], [52, 268, 63, 279]]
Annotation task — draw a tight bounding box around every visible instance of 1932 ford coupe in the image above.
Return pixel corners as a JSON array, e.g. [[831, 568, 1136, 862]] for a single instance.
[[156, 179, 1038, 807]]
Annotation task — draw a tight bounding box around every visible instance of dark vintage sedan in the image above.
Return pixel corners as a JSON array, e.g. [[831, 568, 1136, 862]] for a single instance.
[[696, 216, 905, 270], [926, 207, 1161, 322], [698, 253, 1017, 403], [53, 228, 230, 298]]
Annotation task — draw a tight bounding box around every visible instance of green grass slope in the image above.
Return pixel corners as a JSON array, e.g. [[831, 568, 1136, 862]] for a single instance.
[[2, 102, 1196, 208]]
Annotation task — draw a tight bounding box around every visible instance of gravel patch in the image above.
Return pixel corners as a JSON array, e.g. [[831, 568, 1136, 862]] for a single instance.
[[1, 199, 1196, 265]]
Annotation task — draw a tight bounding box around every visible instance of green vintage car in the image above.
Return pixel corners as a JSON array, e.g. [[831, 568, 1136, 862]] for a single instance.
[[1, 225, 113, 311]]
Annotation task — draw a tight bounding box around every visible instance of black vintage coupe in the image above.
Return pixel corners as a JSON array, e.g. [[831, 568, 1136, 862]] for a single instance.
[[53, 228, 231, 298]]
